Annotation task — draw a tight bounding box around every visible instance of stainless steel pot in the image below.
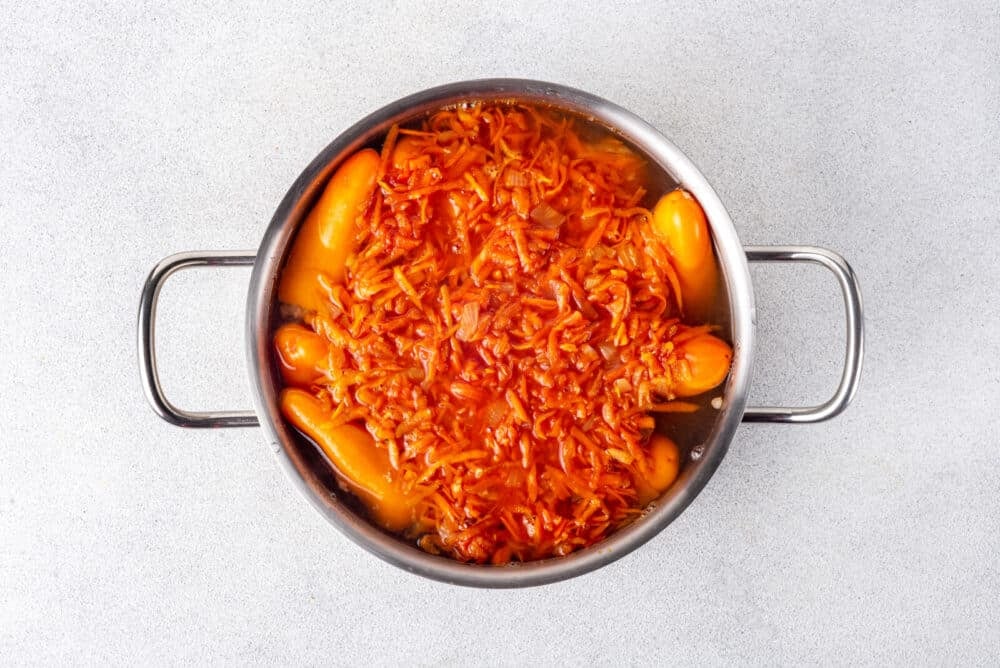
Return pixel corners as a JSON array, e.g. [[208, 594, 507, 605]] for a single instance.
[[138, 79, 864, 587]]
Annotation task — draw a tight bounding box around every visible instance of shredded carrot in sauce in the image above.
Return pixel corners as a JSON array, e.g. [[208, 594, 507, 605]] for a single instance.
[[278, 103, 732, 564]]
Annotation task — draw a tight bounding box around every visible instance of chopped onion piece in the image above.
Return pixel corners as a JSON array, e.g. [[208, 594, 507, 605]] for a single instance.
[[530, 202, 566, 228]]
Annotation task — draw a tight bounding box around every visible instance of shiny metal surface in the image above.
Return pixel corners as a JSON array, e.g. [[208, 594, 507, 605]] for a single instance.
[[137, 250, 260, 428], [246, 79, 757, 587], [742, 246, 864, 423], [138, 79, 863, 587]]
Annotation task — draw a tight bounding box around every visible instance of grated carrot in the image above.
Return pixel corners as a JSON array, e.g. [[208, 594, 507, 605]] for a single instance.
[[277, 103, 729, 564]]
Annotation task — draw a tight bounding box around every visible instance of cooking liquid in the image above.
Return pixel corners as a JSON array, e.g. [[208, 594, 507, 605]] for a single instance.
[[277, 102, 732, 560]]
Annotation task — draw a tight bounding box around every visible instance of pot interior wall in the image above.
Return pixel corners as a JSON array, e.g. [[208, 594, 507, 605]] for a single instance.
[[246, 80, 754, 586]]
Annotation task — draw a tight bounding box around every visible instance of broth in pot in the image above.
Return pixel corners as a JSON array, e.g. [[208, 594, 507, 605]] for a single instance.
[[272, 102, 732, 564]]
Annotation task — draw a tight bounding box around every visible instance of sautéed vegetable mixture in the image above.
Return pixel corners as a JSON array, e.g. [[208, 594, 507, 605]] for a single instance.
[[273, 103, 732, 563]]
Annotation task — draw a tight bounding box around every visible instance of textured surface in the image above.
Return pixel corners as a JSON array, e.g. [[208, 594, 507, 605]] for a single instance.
[[2, 1, 998, 665]]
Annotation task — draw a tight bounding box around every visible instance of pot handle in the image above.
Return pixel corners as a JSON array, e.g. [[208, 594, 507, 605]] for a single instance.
[[138, 250, 261, 428], [742, 245, 864, 423]]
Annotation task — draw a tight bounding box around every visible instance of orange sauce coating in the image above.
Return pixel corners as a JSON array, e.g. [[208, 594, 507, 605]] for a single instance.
[[275, 103, 731, 563]]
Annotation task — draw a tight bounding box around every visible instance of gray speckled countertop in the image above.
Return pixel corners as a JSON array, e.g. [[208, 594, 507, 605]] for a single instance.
[[2, 2, 998, 665]]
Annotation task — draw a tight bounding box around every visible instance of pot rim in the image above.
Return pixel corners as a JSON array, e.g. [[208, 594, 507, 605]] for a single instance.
[[245, 79, 756, 587]]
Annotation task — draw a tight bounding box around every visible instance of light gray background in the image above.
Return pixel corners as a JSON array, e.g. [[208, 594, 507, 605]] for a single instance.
[[2, 1, 998, 665]]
